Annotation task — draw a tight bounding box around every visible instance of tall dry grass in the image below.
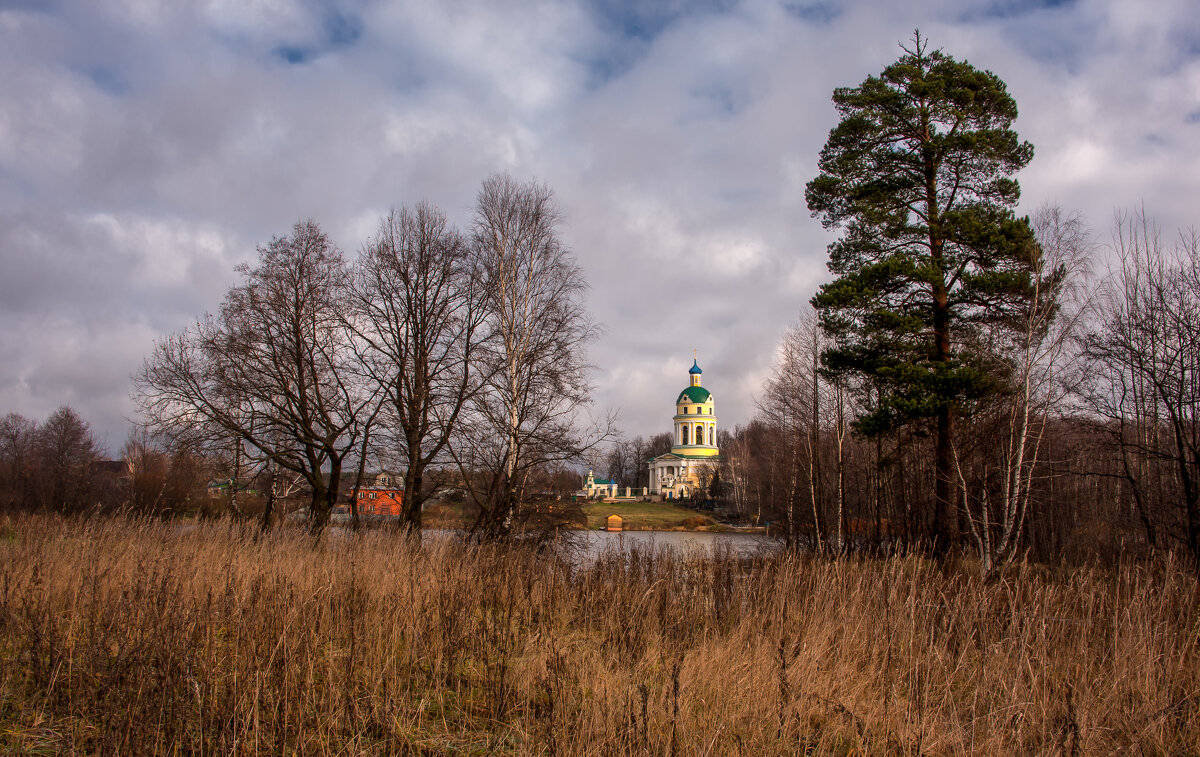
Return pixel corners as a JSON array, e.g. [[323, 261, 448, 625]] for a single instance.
[[0, 514, 1196, 755]]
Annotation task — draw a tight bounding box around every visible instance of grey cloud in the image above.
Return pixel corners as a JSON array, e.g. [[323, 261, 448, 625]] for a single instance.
[[2, 0, 1200, 447]]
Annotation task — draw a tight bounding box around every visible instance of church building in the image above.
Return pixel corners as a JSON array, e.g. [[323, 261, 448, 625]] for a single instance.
[[580, 469, 619, 499], [647, 358, 720, 499]]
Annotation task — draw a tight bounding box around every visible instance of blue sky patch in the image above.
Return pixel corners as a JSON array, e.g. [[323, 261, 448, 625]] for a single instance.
[[588, 1, 681, 42], [0, 0, 58, 12], [962, 0, 1077, 22], [1167, 31, 1200, 72], [782, 2, 840, 24], [689, 82, 747, 119], [271, 7, 361, 65], [322, 9, 362, 47], [577, 50, 637, 90], [586, 0, 735, 42], [78, 65, 127, 96], [274, 45, 314, 65]]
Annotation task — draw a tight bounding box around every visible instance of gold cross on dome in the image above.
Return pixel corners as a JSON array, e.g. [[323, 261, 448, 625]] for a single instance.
[[693, 348, 697, 360]]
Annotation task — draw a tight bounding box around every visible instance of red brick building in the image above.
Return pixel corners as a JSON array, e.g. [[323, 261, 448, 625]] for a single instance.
[[354, 472, 404, 516]]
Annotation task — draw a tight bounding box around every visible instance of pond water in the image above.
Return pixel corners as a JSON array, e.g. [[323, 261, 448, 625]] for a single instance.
[[570, 529, 778, 562], [326, 519, 781, 562]]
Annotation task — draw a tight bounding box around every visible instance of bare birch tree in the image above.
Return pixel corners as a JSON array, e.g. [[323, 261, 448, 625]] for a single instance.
[[720, 429, 753, 520], [948, 205, 1089, 573], [458, 174, 612, 540], [759, 308, 827, 550]]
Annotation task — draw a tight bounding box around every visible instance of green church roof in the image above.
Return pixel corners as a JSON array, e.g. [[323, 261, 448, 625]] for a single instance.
[[677, 385, 712, 404]]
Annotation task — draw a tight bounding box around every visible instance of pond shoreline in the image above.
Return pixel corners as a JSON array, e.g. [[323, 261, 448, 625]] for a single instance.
[[331, 512, 769, 536]]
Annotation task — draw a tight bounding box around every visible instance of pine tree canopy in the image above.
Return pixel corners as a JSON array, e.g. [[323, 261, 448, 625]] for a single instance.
[[806, 32, 1039, 435]]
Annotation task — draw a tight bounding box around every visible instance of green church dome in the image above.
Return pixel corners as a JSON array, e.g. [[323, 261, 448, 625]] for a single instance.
[[677, 385, 712, 404]]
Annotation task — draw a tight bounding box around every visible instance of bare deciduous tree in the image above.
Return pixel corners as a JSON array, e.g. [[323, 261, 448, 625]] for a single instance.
[[759, 309, 826, 550], [136, 220, 374, 531], [458, 174, 613, 539], [1079, 209, 1200, 561], [349, 204, 487, 530], [119, 428, 210, 517], [34, 406, 103, 513], [0, 413, 38, 513]]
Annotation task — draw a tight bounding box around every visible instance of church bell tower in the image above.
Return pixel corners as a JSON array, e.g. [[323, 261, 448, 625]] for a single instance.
[[671, 358, 718, 457]]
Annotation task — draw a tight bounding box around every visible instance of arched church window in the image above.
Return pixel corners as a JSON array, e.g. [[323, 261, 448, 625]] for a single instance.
[[681, 426, 689, 445], [709, 426, 714, 445], [695, 424, 703, 443]]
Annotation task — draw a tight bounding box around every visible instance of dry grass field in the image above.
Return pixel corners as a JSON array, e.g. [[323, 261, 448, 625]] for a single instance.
[[0, 514, 1197, 755]]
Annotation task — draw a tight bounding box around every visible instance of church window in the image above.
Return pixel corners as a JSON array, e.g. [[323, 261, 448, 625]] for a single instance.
[[709, 426, 714, 445], [695, 424, 703, 443], [683, 407, 688, 414], [681, 426, 689, 445]]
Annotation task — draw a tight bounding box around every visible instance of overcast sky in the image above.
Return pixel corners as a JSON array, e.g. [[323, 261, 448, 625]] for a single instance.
[[2, 0, 1199, 453]]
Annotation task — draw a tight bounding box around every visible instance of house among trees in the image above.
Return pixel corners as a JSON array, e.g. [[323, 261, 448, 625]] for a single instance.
[[354, 471, 404, 516]]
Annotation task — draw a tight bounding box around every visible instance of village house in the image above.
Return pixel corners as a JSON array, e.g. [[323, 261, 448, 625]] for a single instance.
[[350, 471, 404, 516]]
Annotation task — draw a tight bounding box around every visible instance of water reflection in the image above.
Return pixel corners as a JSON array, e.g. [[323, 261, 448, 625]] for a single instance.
[[570, 530, 777, 562], [329, 521, 780, 563]]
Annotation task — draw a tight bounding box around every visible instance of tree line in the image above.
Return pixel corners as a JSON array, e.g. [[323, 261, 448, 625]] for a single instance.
[[127, 174, 609, 535], [713, 209, 1197, 570], [0, 407, 221, 516], [592, 34, 1198, 571], [692, 34, 1199, 570]]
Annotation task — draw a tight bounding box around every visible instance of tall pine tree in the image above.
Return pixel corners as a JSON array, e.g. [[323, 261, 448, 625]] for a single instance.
[[806, 32, 1039, 551]]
